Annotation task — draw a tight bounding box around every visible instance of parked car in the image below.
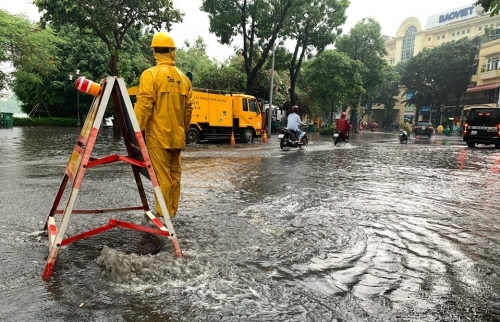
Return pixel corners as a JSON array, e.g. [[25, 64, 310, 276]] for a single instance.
[[413, 121, 434, 138]]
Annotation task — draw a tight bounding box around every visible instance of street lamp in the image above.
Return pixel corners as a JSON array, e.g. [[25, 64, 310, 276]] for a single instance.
[[68, 70, 81, 127]]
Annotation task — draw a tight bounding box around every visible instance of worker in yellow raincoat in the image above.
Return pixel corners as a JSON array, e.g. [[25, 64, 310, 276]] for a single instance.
[[134, 31, 194, 218]]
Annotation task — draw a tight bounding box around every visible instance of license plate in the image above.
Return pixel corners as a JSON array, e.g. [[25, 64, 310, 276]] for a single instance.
[[278, 134, 284, 139], [333, 133, 339, 138], [422, 126, 426, 130], [471, 130, 477, 135]]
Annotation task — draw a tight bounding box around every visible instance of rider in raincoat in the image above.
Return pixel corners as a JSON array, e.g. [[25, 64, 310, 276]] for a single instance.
[[134, 31, 194, 218]]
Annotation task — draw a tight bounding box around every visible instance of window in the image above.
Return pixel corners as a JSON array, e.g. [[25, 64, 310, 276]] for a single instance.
[[452, 32, 455, 36], [467, 29, 470, 33], [390, 58, 395, 65], [428, 37, 431, 41], [442, 35, 445, 39], [486, 57, 500, 71], [479, 26, 483, 31], [462, 30, 465, 34], [401, 26, 417, 62], [243, 99, 248, 111], [249, 99, 258, 113], [490, 29, 500, 40], [437, 36, 440, 40]]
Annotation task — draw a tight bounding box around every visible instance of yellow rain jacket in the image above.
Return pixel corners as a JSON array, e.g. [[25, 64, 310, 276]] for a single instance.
[[135, 52, 194, 148]]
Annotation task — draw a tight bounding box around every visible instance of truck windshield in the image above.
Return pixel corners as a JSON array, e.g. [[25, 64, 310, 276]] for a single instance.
[[468, 109, 500, 125]]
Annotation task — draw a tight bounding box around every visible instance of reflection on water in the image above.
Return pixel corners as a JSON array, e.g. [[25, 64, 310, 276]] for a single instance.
[[1, 127, 500, 321]]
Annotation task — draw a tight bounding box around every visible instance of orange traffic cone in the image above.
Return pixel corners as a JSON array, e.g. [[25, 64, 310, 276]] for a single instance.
[[262, 130, 268, 144], [230, 131, 236, 145]]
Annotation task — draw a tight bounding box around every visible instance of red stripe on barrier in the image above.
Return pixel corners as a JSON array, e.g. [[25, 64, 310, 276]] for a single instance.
[[110, 219, 170, 237], [152, 217, 164, 228], [49, 224, 57, 236], [84, 81, 92, 93], [74, 127, 99, 189], [42, 262, 54, 280], [135, 131, 159, 187]]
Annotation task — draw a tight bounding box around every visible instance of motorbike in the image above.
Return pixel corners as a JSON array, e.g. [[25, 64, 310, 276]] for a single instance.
[[333, 130, 349, 146], [279, 126, 308, 149], [398, 129, 408, 144]]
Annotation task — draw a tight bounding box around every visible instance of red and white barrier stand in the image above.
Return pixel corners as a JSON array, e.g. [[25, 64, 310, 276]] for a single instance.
[[42, 77, 182, 279]]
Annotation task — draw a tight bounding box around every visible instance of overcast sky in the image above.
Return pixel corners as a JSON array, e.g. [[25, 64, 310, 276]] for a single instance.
[[1, 0, 475, 61]]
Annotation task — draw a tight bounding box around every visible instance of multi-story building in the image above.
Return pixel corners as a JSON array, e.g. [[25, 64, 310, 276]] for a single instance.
[[368, 4, 500, 128]]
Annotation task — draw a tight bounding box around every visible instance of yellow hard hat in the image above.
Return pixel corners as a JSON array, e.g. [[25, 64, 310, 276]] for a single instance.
[[150, 31, 176, 48]]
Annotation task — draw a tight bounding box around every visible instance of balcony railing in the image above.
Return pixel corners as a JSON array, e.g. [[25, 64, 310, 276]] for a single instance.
[[480, 69, 500, 80]]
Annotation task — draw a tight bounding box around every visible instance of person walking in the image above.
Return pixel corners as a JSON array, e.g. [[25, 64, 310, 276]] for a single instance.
[[134, 31, 194, 218]]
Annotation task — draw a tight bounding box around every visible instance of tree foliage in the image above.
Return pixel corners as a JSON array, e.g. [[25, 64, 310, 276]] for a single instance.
[[476, 0, 500, 16], [336, 18, 388, 100], [34, 0, 184, 135], [398, 38, 476, 123], [284, 0, 349, 105], [34, 0, 184, 77], [335, 18, 389, 126], [202, 0, 293, 94], [306, 50, 365, 122], [0, 10, 58, 93]]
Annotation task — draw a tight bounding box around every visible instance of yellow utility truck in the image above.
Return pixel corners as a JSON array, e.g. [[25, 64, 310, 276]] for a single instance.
[[128, 87, 263, 144], [188, 90, 262, 144]]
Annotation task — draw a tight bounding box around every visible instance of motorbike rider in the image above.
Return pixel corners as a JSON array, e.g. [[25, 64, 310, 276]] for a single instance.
[[334, 112, 351, 146], [286, 105, 306, 144]]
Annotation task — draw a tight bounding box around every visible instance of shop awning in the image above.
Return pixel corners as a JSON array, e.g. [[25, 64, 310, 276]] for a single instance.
[[465, 82, 500, 93]]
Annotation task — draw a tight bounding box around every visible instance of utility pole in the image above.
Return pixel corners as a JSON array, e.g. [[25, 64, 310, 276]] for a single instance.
[[268, 42, 275, 137]]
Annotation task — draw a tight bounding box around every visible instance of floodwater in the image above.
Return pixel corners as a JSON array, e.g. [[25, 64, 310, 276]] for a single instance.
[[1, 126, 500, 321]]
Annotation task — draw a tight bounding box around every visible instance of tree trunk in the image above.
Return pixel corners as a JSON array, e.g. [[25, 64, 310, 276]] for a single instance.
[[289, 86, 297, 106]]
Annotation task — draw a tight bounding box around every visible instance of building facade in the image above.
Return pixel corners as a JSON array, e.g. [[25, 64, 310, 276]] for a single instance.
[[369, 4, 500, 128]]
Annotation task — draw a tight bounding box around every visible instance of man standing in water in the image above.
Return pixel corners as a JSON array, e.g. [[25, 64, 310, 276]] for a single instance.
[[134, 31, 194, 218]]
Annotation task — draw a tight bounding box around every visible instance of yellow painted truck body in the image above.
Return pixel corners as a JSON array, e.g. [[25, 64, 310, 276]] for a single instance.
[[189, 91, 262, 144], [128, 86, 262, 144]]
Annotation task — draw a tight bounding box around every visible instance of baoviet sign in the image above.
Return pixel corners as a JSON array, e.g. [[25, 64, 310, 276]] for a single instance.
[[426, 5, 479, 29]]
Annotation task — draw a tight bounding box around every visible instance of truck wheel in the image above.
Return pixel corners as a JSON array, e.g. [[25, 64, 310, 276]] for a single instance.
[[241, 129, 253, 143], [186, 128, 200, 144], [466, 141, 475, 148]]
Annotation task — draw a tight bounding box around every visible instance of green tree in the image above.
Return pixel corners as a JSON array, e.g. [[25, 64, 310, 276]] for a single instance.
[[399, 38, 476, 124], [176, 36, 218, 84], [12, 24, 150, 118], [35, 0, 183, 134], [371, 65, 400, 128], [35, 0, 183, 77], [202, 0, 293, 94], [284, 0, 349, 105], [335, 18, 389, 128], [306, 50, 365, 124], [476, 0, 500, 16], [0, 10, 58, 94]]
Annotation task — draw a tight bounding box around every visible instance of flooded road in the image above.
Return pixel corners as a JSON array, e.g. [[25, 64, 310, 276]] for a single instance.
[[1, 126, 500, 321]]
